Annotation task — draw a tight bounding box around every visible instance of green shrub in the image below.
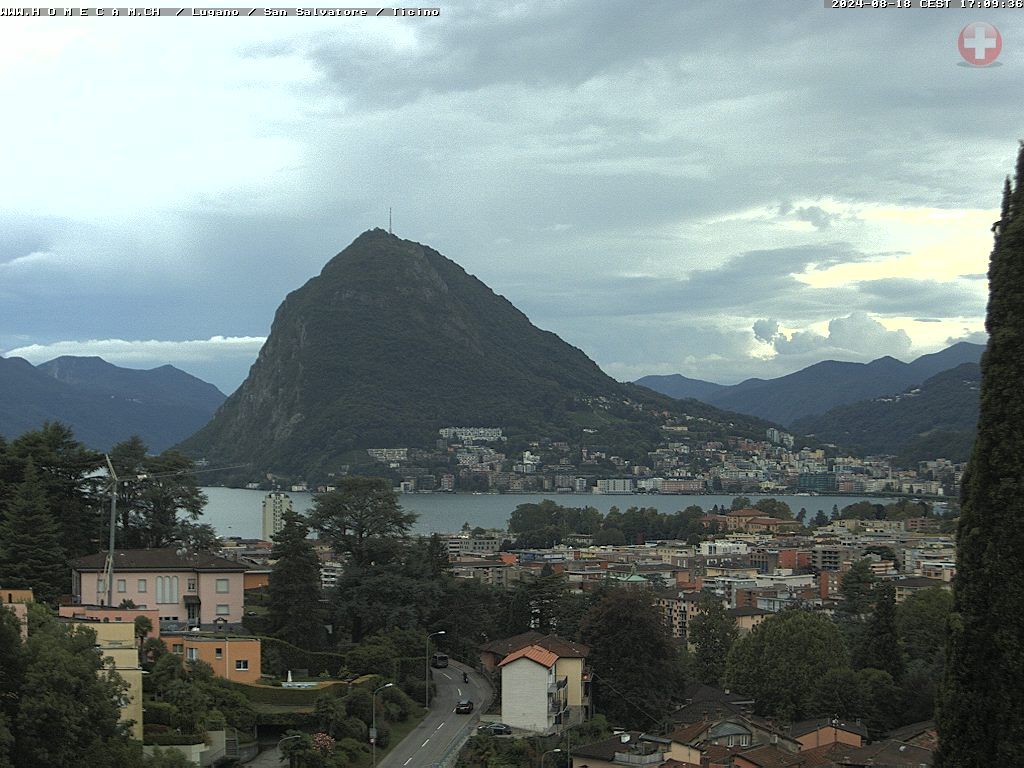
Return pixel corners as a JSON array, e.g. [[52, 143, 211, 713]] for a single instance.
[[144, 702, 178, 726]]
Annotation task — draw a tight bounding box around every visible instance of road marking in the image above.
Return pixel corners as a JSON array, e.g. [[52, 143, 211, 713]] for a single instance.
[[457, 688, 462, 696], [435, 722, 445, 731], [440, 672, 451, 680], [421, 739, 430, 748], [404, 759, 412, 766]]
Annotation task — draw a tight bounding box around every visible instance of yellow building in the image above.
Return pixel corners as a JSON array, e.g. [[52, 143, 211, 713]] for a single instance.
[[1, 587, 33, 641], [67, 618, 144, 741]]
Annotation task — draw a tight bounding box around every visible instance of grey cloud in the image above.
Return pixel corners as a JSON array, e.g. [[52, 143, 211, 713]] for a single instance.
[[854, 277, 987, 317], [946, 331, 988, 346], [753, 319, 780, 343]]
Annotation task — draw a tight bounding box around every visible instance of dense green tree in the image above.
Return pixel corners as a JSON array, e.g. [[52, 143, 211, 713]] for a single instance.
[[7, 423, 105, 559], [937, 146, 1024, 765], [12, 605, 138, 767], [267, 510, 327, 650], [730, 496, 751, 510], [312, 478, 416, 569], [811, 510, 829, 528], [581, 589, 680, 729], [725, 609, 848, 722], [839, 559, 876, 616], [527, 568, 570, 634], [0, 461, 66, 604], [753, 498, 792, 519], [853, 582, 902, 680], [688, 594, 738, 686], [0, 610, 23, 768], [109, 438, 209, 549], [896, 587, 953, 665]]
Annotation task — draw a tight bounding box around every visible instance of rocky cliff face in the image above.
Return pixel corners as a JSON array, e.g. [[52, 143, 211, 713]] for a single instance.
[[178, 229, 634, 477]]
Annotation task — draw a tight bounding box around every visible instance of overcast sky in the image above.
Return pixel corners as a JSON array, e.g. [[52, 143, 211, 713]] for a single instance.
[[1, 1, 1016, 394]]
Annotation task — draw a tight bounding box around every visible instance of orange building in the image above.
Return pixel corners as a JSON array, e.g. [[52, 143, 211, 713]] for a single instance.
[[164, 633, 262, 684]]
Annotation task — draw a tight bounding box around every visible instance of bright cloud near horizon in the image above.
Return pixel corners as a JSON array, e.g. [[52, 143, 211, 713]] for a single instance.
[[0, 3, 1013, 394]]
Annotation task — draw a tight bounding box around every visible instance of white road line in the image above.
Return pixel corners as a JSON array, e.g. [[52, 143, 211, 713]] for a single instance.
[[440, 672, 451, 679], [421, 739, 430, 748], [403, 759, 412, 766], [435, 722, 445, 731]]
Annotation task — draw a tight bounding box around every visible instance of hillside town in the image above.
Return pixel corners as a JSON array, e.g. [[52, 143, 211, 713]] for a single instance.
[[267, 425, 961, 499]]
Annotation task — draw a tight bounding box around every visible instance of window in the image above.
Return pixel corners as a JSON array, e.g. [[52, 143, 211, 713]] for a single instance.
[[187, 578, 197, 592], [215, 648, 223, 659], [97, 578, 106, 593], [172, 644, 184, 654], [137, 579, 147, 593], [215, 578, 230, 594], [216, 604, 230, 616], [117, 579, 126, 593], [235, 660, 249, 671], [186, 648, 198, 661]]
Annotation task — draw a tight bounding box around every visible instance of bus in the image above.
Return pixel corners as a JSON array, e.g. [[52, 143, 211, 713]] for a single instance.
[[430, 652, 449, 668]]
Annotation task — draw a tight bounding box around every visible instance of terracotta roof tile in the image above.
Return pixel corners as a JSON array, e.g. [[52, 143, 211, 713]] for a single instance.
[[498, 644, 558, 669]]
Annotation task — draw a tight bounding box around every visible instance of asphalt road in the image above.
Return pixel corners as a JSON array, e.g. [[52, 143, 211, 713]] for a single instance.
[[377, 660, 492, 768]]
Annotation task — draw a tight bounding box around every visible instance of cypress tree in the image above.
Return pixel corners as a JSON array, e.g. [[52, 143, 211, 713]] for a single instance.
[[0, 461, 66, 605], [266, 510, 327, 650], [936, 143, 1024, 764], [854, 581, 902, 681]]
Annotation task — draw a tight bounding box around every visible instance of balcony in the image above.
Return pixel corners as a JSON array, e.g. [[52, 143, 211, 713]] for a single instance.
[[612, 751, 664, 766], [547, 676, 568, 694]]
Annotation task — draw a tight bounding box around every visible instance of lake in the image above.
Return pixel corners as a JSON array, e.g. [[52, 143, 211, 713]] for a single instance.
[[200, 487, 899, 539]]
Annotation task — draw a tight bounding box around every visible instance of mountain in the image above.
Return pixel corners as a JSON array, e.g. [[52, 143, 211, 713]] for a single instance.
[[0, 355, 226, 452], [792, 362, 980, 465], [178, 229, 773, 479], [636, 343, 984, 426], [633, 374, 726, 401]]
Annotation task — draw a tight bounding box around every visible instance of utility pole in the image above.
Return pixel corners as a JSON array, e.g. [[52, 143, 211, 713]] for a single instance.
[[389, 206, 393, 234], [103, 454, 119, 608]]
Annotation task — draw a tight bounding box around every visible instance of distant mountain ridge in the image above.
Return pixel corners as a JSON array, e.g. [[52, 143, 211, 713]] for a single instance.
[[792, 362, 981, 464], [0, 355, 226, 451], [178, 229, 775, 480], [635, 341, 984, 426]]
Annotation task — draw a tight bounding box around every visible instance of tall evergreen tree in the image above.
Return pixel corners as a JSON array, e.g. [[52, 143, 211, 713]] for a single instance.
[[937, 144, 1024, 765], [853, 581, 902, 680], [267, 510, 327, 650], [0, 461, 66, 604], [688, 593, 738, 686]]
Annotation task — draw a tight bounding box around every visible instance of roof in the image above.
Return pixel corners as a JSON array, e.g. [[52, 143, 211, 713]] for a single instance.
[[735, 744, 804, 768], [572, 732, 666, 762], [884, 720, 936, 745], [729, 607, 770, 617], [894, 577, 947, 588], [835, 739, 934, 767], [669, 721, 708, 745], [70, 549, 247, 573], [798, 743, 850, 768], [498, 644, 558, 669], [789, 718, 869, 739], [480, 630, 589, 659], [727, 509, 763, 517]]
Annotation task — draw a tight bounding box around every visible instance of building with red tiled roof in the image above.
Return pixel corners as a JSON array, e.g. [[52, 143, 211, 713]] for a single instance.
[[487, 632, 591, 735]]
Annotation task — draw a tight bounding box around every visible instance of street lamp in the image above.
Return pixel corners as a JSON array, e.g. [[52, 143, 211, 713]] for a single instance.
[[277, 734, 303, 768], [424, 630, 446, 708], [372, 681, 393, 768], [541, 747, 562, 768]]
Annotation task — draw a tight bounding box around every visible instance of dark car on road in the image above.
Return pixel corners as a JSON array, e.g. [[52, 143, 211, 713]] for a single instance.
[[455, 699, 474, 714], [477, 722, 512, 735]]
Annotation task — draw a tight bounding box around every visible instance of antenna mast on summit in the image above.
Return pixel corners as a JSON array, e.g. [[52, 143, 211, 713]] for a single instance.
[[389, 207, 393, 234]]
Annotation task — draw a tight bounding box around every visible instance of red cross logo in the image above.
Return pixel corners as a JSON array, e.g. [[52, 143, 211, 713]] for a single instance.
[[958, 22, 1001, 67]]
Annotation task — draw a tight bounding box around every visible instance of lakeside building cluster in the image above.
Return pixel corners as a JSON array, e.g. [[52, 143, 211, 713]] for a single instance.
[[265, 426, 963, 500]]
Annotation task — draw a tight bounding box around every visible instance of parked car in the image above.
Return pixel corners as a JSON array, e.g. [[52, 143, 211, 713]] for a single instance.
[[455, 699, 474, 714], [477, 722, 512, 735]]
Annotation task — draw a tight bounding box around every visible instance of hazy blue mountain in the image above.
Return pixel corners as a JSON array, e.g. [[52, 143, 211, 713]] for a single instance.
[[633, 374, 726, 401], [635, 343, 984, 426], [178, 229, 775, 480], [0, 355, 225, 452], [792, 362, 980, 464]]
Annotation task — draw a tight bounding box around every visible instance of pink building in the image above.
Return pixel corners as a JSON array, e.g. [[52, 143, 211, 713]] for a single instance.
[[69, 549, 247, 627]]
